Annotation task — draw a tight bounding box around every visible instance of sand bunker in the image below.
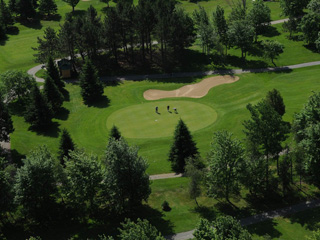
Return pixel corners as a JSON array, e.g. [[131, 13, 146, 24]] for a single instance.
[[143, 75, 240, 100]]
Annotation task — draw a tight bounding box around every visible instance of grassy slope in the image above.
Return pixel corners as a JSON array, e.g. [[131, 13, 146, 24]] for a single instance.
[[10, 65, 320, 175]]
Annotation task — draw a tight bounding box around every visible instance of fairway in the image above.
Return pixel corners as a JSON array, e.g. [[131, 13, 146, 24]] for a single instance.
[[107, 101, 217, 139]]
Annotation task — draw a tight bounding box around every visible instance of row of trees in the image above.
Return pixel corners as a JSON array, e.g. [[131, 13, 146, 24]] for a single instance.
[[169, 89, 320, 203], [0, 136, 151, 228], [34, 1, 196, 72]]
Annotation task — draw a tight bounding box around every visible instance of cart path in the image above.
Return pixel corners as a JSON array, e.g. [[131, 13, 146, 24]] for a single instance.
[[165, 198, 320, 240], [149, 173, 183, 180]]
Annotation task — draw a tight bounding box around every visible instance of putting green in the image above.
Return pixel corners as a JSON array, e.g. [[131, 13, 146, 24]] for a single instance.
[[107, 101, 217, 139]]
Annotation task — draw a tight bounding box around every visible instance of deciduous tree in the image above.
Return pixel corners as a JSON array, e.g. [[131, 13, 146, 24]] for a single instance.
[[0, 97, 14, 142], [63, 0, 79, 12], [206, 130, 244, 202]]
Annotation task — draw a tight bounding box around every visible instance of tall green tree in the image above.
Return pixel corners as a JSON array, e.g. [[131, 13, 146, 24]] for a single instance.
[[229, 0, 247, 22], [213, 5, 228, 55], [63, 150, 103, 216], [58, 128, 75, 166], [38, 0, 57, 17], [24, 85, 53, 129], [118, 218, 165, 240], [46, 56, 64, 90], [279, 151, 291, 196], [265, 88, 286, 116], [33, 27, 59, 63], [280, 0, 309, 19], [15, 0, 36, 19], [63, 0, 79, 12], [206, 131, 244, 202], [247, 0, 271, 40], [292, 92, 320, 187], [185, 157, 204, 206], [193, 5, 216, 55], [0, 0, 13, 31], [307, 0, 320, 14], [43, 75, 64, 114], [79, 58, 104, 104], [14, 146, 58, 222], [0, 97, 14, 142], [227, 20, 255, 59], [0, 70, 36, 102], [104, 138, 151, 213], [300, 12, 320, 44], [168, 119, 198, 173], [243, 100, 290, 189]]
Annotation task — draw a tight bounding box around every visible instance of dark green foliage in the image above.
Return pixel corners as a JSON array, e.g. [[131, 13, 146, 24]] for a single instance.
[[118, 218, 166, 240], [33, 27, 59, 63], [79, 58, 104, 104], [229, 0, 247, 22], [316, 32, 320, 52], [280, 0, 309, 18], [262, 40, 284, 66], [308, 0, 320, 14], [0, 158, 14, 222], [194, 216, 252, 240], [193, 6, 216, 55], [43, 75, 64, 114], [0, 0, 13, 31], [206, 131, 244, 202], [247, 0, 271, 38], [0, 70, 36, 102], [58, 128, 75, 166], [104, 138, 151, 213], [109, 125, 121, 141], [46, 56, 64, 90], [300, 12, 320, 44], [24, 85, 53, 129], [168, 119, 198, 173], [227, 20, 255, 59], [63, 150, 103, 215], [38, 0, 57, 17], [15, 0, 36, 19], [279, 151, 291, 195], [0, 97, 14, 142], [213, 5, 228, 54], [243, 100, 290, 189], [293, 92, 320, 187], [265, 88, 286, 116], [62, 0, 79, 12], [14, 146, 58, 222]]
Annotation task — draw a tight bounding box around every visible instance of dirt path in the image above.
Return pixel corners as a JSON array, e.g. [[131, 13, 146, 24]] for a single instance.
[[144, 75, 239, 100]]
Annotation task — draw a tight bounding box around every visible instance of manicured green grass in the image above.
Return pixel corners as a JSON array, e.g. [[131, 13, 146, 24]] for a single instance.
[[10, 65, 320, 175], [247, 207, 320, 239], [107, 100, 217, 138]]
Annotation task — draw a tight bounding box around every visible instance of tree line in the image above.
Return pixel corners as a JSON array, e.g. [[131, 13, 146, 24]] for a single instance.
[[168, 89, 320, 204]]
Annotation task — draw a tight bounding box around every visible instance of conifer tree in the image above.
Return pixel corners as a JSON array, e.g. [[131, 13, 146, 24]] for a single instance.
[[43, 75, 64, 114], [58, 128, 75, 166], [15, 0, 36, 20], [46, 56, 64, 89], [168, 119, 198, 173], [24, 85, 53, 129], [0, 96, 14, 142], [0, 0, 13, 31], [38, 0, 57, 17], [109, 125, 121, 140], [79, 58, 104, 104]]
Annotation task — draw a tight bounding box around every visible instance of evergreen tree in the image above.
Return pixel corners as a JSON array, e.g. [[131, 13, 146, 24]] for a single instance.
[[15, 0, 36, 20], [0, 97, 14, 142], [0, 0, 13, 31], [38, 0, 57, 17], [33, 27, 59, 63], [24, 85, 53, 129], [46, 56, 64, 89], [58, 128, 75, 166], [109, 125, 121, 140], [168, 119, 198, 173], [79, 58, 104, 104], [265, 88, 286, 116], [43, 75, 63, 114]]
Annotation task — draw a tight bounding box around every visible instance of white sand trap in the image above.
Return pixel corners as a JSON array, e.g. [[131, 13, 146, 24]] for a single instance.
[[144, 75, 240, 100]]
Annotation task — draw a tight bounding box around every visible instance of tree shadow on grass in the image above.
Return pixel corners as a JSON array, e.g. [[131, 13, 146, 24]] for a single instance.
[[55, 107, 70, 121], [133, 205, 175, 236], [29, 121, 61, 138], [245, 219, 282, 239], [288, 207, 320, 231], [260, 25, 281, 38], [225, 55, 268, 69], [60, 88, 70, 102], [8, 100, 27, 117], [192, 205, 217, 222], [304, 43, 319, 53], [86, 95, 110, 108], [20, 19, 42, 30], [10, 149, 25, 167]]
